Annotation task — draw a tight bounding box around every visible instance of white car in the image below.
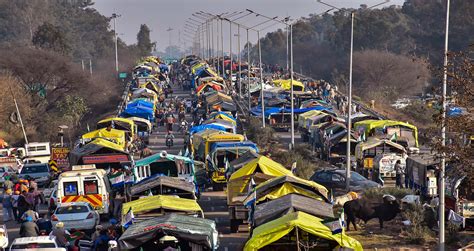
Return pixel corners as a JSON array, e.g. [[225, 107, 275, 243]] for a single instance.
[[47, 186, 58, 213], [9, 236, 64, 251], [43, 180, 58, 201], [51, 202, 100, 231]]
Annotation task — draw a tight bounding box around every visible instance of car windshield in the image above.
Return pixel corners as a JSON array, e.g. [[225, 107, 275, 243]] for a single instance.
[[350, 172, 367, 182], [21, 164, 48, 174], [56, 205, 89, 214]]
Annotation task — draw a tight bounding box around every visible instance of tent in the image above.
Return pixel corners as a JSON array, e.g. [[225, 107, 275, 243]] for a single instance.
[[97, 117, 136, 135], [121, 104, 154, 121], [253, 194, 334, 226], [229, 156, 293, 181], [208, 112, 236, 122], [244, 211, 363, 251], [118, 214, 218, 250], [355, 138, 406, 160], [229, 151, 260, 171], [196, 82, 223, 95]]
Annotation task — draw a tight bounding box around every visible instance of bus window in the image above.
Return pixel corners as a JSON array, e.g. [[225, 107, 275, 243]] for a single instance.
[[64, 182, 78, 196], [84, 180, 98, 194]]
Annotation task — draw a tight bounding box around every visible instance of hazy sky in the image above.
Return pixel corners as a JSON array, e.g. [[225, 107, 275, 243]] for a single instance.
[[93, 0, 405, 52]]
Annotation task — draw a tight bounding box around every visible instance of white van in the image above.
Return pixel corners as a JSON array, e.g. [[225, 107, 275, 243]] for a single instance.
[[24, 142, 51, 164], [57, 165, 111, 216]]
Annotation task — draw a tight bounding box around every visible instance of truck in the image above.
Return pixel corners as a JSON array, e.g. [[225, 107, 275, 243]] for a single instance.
[[24, 142, 51, 164]]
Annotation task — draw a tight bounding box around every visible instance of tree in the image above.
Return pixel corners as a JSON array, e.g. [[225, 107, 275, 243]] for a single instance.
[[352, 50, 431, 102], [136, 24, 155, 57], [32, 22, 70, 54]]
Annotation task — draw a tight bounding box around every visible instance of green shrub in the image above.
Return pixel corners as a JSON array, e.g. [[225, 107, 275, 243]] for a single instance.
[[363, 187, 412, 201], [402, 204, 434, 244]]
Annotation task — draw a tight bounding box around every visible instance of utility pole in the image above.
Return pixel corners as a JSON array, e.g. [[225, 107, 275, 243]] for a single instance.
[[290, 23, 295, 149], [229, 21, 233, 81], [89, 59, 93, 76], [237, 24, 242, 98], [112, 13, 120, 73], [258, 30, 265, 128], [9, 86, 28, 144], [247, 28, 251, 112], [439, 0, 450, 249]]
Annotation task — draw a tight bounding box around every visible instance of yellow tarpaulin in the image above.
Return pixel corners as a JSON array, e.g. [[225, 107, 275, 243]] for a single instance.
[[272, 79, 305, 92], [139, 81, 161, 95], [230, 156, 293, 181], [252, 175, 329, 203], [354, 119, 419, 147], [191, 63, 206, 73], [97, 117, 137, 137], [122, 195, 203, 216], [89, 138, 126, 153], [297, 110, 326, 128], [81, 128, 126, 149], [244, 211, 363, 251], [192, 129, 225, 151]]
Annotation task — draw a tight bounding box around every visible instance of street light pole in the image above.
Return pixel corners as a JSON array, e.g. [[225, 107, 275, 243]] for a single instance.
[[247, 28, 251, 112], [229, 21, 233, 82], [237, 25, 242, 98], [221, 19, 225, 78], [346, 12, 355, 191], [112, 13, 120, 73], [290, 23, 295, 149], [439, 0, 450, 249], [257, 30, 265, 128], [316, 0, 390, 191]]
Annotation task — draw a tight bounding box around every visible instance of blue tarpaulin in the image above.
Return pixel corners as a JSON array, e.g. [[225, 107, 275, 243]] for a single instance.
[[121, 103, 154, 121], [189, 124, 227, 135], [127, 99, 154, 109], [210, 141, 259, 153]]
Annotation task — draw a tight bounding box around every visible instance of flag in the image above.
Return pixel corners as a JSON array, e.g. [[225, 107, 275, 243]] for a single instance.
[[108, 172, 125, 187], [291, 161, 297, 174], [323, 209, 344, 234], [390, 132, 398, 142], [122, 207, 134, 228]]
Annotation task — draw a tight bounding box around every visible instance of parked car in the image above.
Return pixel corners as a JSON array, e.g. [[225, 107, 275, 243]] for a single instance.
[[18, 163, 51, 186], [9, 236, 63, 251], [310, 169, 380, 192], [51, 202, 100, 231]]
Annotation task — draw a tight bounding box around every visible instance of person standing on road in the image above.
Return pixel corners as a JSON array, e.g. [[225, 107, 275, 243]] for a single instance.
[[2, 189, 14, 222], [395, 160, 403, 188], [17, 190, 29, 222], [50, 222, 70, 248], [19, 216, 39, 237], [165, 111, 175, 134], [11, 190, 20, 221], [3, 176, 13, 191]]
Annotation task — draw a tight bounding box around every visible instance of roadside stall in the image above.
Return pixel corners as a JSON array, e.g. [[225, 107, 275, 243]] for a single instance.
[[244, 211, 363, 251], [119, 214, 218, 250]]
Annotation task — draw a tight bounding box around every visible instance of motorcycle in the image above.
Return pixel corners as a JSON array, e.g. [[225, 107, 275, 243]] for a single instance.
[[166, 134, 174, 148]]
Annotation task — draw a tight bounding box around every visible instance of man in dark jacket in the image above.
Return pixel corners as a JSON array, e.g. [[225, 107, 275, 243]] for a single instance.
[[20, 216, 39, 237]]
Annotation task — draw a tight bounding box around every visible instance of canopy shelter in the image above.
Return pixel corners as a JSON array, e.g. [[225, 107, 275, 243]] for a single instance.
[[209, 101, 237, 113], [69, 138, 130, 166], [228, 151, 260, 171], [300, 99, 330, 109], [127, 117, 152, 135], [122, 195, 203, 221], [195, 67, 219, 79], [196, 82, 223, 96], [139, 81, 161, 95], [195, 132, 245, 160], [97, 117, 136, 136], [189, 124, 227, 135], [131, 88, 157, 100], [121, 102, 154, 122], [130, 175, 195, 199], [244, 175, 329, 205], [208, 112, 236, 123], [230, 156, 292, 181], [298, 110, 328, 128], [354, 119, 419, 147], [205, 92, 233, 106], [191, 129, 223, 152], [118, 214, 218, 250], [355, 138, 406, 160], [127, 99, 154, 110], [81, 128, 126, 150], [134, 152, 194, 180], [304, 113, 341, 130], [244, 211, 363, 251], [272, 79, 305, 92], [253, 194, 334, 227]]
